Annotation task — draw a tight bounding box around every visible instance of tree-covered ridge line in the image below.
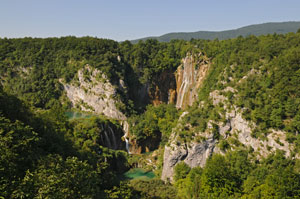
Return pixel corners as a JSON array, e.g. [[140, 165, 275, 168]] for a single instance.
[[130, 21, 300, 43]]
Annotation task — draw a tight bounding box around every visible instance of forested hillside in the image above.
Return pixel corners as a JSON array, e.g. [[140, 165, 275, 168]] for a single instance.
[[131, 21, 300, 43], [1, 30, 300, 198]]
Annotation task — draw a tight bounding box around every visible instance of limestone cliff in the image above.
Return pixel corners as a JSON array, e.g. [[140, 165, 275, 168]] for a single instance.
[[62, 65, 126, 120], [161, 111, 217, 181], [162, 88, 295, 182], [136, 70, 176, 107], [175, 53, 210, 109], [148, 70, 177, 106]]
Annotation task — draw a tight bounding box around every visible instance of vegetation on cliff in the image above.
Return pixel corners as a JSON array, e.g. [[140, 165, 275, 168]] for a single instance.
[[0, 87, 130, 198], [174, 32, 300, 148], [1, 30, 300, 198], [129, 104, 180, 151], [174, 150, 300, 199]]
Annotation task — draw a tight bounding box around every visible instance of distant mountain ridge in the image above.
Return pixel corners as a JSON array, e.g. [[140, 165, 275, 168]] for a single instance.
[[130, 21, 300, 43]]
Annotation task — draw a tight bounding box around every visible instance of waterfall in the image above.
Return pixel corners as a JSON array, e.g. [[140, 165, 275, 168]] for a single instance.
[[176, 55, 196, 109], [108, 126, 117, 149], [176, 57, 188, 108], [103, 130, 112, 148], [121, 121, 129, 136], [177, 78, 188, 108], [121, 121, 131, 154], [124, 137, 131, 154], [100, 131, 105, 145]]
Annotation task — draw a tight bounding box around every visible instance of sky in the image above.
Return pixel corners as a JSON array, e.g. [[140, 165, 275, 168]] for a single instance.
[[1, 0, 300, 41]]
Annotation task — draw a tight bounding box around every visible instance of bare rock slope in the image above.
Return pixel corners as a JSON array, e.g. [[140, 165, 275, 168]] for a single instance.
[[62, 65, 126, 120]]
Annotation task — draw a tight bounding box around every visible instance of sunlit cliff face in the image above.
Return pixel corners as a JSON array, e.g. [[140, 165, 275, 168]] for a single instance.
[[176, 53, 210, 109]]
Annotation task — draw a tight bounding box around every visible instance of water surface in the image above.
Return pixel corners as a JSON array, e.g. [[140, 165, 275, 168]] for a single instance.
[[124, 168, 155, 180], [65, 111, 93, 120]]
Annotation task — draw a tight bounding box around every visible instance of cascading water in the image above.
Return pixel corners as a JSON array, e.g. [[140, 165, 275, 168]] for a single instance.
[[99, 121, 131, 152], [176, 56, 194, 109], [108, 126, 117, 149], [176, 55, 199, 109], [175, 53, 210, 109], [177, 78, 188, 108], [121, 121, 131, 154], [103, 130, 112, 148], [125, 137, 130, 154]]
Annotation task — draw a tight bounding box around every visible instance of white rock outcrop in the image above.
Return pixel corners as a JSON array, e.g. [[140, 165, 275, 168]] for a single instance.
[[162, 135, 216, 182], [62, 65, 126, 120], [162, 90, 293, 182]]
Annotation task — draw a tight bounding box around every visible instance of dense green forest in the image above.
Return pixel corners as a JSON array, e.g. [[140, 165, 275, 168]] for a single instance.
[[1, 30, 300, 198]]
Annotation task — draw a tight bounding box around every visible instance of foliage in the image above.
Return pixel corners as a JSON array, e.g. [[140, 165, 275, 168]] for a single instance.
[[0, 88, 129, 198], [174, 151, 300, 199], [104, 182, 139, 199], [131, 21, 300, 43], [129, 179, 177, 199], [0, 37, 126, 109], [174, 162, 191, 182], [1, 31, 300, 198], [0, 115, 40, 197], [129, 104, 180, 150], [242, 151, 300, 199], [13, 155, 102, 199]]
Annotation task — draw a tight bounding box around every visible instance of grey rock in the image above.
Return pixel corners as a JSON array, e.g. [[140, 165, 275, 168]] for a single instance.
[[161, 139, 188, 182], [184, 137, 216, 168], [62, 65, 126, 120], [162, 104, 294, 182], [161, 135, 216, 182]]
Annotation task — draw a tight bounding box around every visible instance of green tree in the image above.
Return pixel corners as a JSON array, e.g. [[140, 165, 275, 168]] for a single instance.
[[0, 116, 40, 198], [200, 155, 239, 198], [174, 161, 191, 182], [14, 155, 102, 199]]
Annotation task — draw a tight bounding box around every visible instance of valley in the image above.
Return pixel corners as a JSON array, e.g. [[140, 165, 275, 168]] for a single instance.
[[1, 30, 300, 198]]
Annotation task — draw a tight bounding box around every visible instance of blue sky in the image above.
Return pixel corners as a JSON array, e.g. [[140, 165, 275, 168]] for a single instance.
[[1, 0, 300, 41]]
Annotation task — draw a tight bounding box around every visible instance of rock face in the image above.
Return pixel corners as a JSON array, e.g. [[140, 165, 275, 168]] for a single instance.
[[162, 90, 293, 182], [210, 89, 292, 158], [162, 54, 213, 181], [175, 53, 210, 109], [148, 70, 177, 106], [225, 111, 291, 157], [136, 70, 177, 107], [62, 65, 126, 120], [162, 133, 216, 182]]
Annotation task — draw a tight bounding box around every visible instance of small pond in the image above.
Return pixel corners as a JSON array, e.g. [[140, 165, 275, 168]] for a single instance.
[[65, 111, 94, 120], [123, 168, 156, 180]]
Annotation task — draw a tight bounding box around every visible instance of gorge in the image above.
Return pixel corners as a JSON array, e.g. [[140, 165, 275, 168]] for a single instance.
[[61, 49, 297, 182], [1, 33, 300, 198]]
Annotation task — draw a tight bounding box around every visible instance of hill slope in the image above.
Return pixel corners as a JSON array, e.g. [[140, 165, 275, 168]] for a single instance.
[[131, 21, 300, 43], [1, 33, 300, 198]]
